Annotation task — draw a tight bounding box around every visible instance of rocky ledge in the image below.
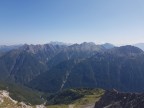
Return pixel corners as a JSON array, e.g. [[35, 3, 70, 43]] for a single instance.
[[95, 89, 144, 108]]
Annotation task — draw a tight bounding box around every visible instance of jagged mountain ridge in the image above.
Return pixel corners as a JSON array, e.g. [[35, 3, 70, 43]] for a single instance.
[[107, 45, 143, 56], [0, 42, 106, 84], [0, 43, 144, 93], [29, 45, 144, 92], [47, 42, 105, 69], [0, 43, 66, 83]]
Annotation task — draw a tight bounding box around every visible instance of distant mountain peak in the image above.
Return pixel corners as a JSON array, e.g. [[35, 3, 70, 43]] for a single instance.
[[49, 41, 71, 46], [20, 43, 67, 54], [0, 44, 22, 52], [102, 43, 115, 49], [108, 45, 143, 55], [134, 43, 144, 51], [80, 42, 96, 45], [69, 42, 105, 52]]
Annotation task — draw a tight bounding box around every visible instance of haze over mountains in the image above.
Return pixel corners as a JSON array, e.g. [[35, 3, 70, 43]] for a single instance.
[[0, 42, 144, 108], [134, 43, 144, 51], [0, 42, 144, 93], [1, 0, 144, 107], [1, 42, 144, 52]]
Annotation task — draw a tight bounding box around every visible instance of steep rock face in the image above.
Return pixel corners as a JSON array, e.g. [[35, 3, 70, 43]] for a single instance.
[[28, 60, 79, 92], [1, 43, 144, 93], [21, 44, 67, 63], [47, 42, 105, 68], [0, 49, 47, 83], [95, 90, 144, 108], [0, 42, 105, 84], [0, 44, 66, 83]]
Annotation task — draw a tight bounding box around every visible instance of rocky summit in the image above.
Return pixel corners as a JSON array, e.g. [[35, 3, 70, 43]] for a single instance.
[[95, 90, 144, 108]]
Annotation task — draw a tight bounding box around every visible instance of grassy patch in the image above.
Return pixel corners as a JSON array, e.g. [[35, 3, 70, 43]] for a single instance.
[[0, 81, 44, 105], [46, 88, 104, 108]]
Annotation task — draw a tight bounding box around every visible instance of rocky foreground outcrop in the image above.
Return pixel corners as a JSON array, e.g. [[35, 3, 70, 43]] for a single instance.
[[95, 90, 144, 108], [0, 90, 46, 108]]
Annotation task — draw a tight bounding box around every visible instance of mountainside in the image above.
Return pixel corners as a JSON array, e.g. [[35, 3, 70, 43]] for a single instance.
[[0, 81, 44, 105], [95, 90, 144, 108], [0, 43, 144, 93], [0, 43, 68, 83], [134, 43, 144, 51], [0, 45, 22, 53], [107, 45, 143, 56], [0, 45, 22, 57], [47, 42, 105, 69], [0, 90, 46, 108], [29, 45, 144, 92], [46, 88, 104, 105], [0, 87, 104, 108], [21, 44, 67, 63], [0, 49, 47, 83], [0, 42, 105, 84]]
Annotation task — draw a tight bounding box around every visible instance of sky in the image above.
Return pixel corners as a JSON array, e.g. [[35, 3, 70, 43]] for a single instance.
[[0, 0, 144, 45]]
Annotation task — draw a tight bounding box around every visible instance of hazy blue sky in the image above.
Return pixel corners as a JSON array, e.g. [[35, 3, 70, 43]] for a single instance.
[[0, 0, 144, 45]]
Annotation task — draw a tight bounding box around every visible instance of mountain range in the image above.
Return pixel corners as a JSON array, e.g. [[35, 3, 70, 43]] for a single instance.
[[0, 42, 144, 93]]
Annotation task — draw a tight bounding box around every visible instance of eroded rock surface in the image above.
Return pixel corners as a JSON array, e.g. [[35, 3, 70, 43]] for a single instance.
[[95, 90, 144, 108]]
